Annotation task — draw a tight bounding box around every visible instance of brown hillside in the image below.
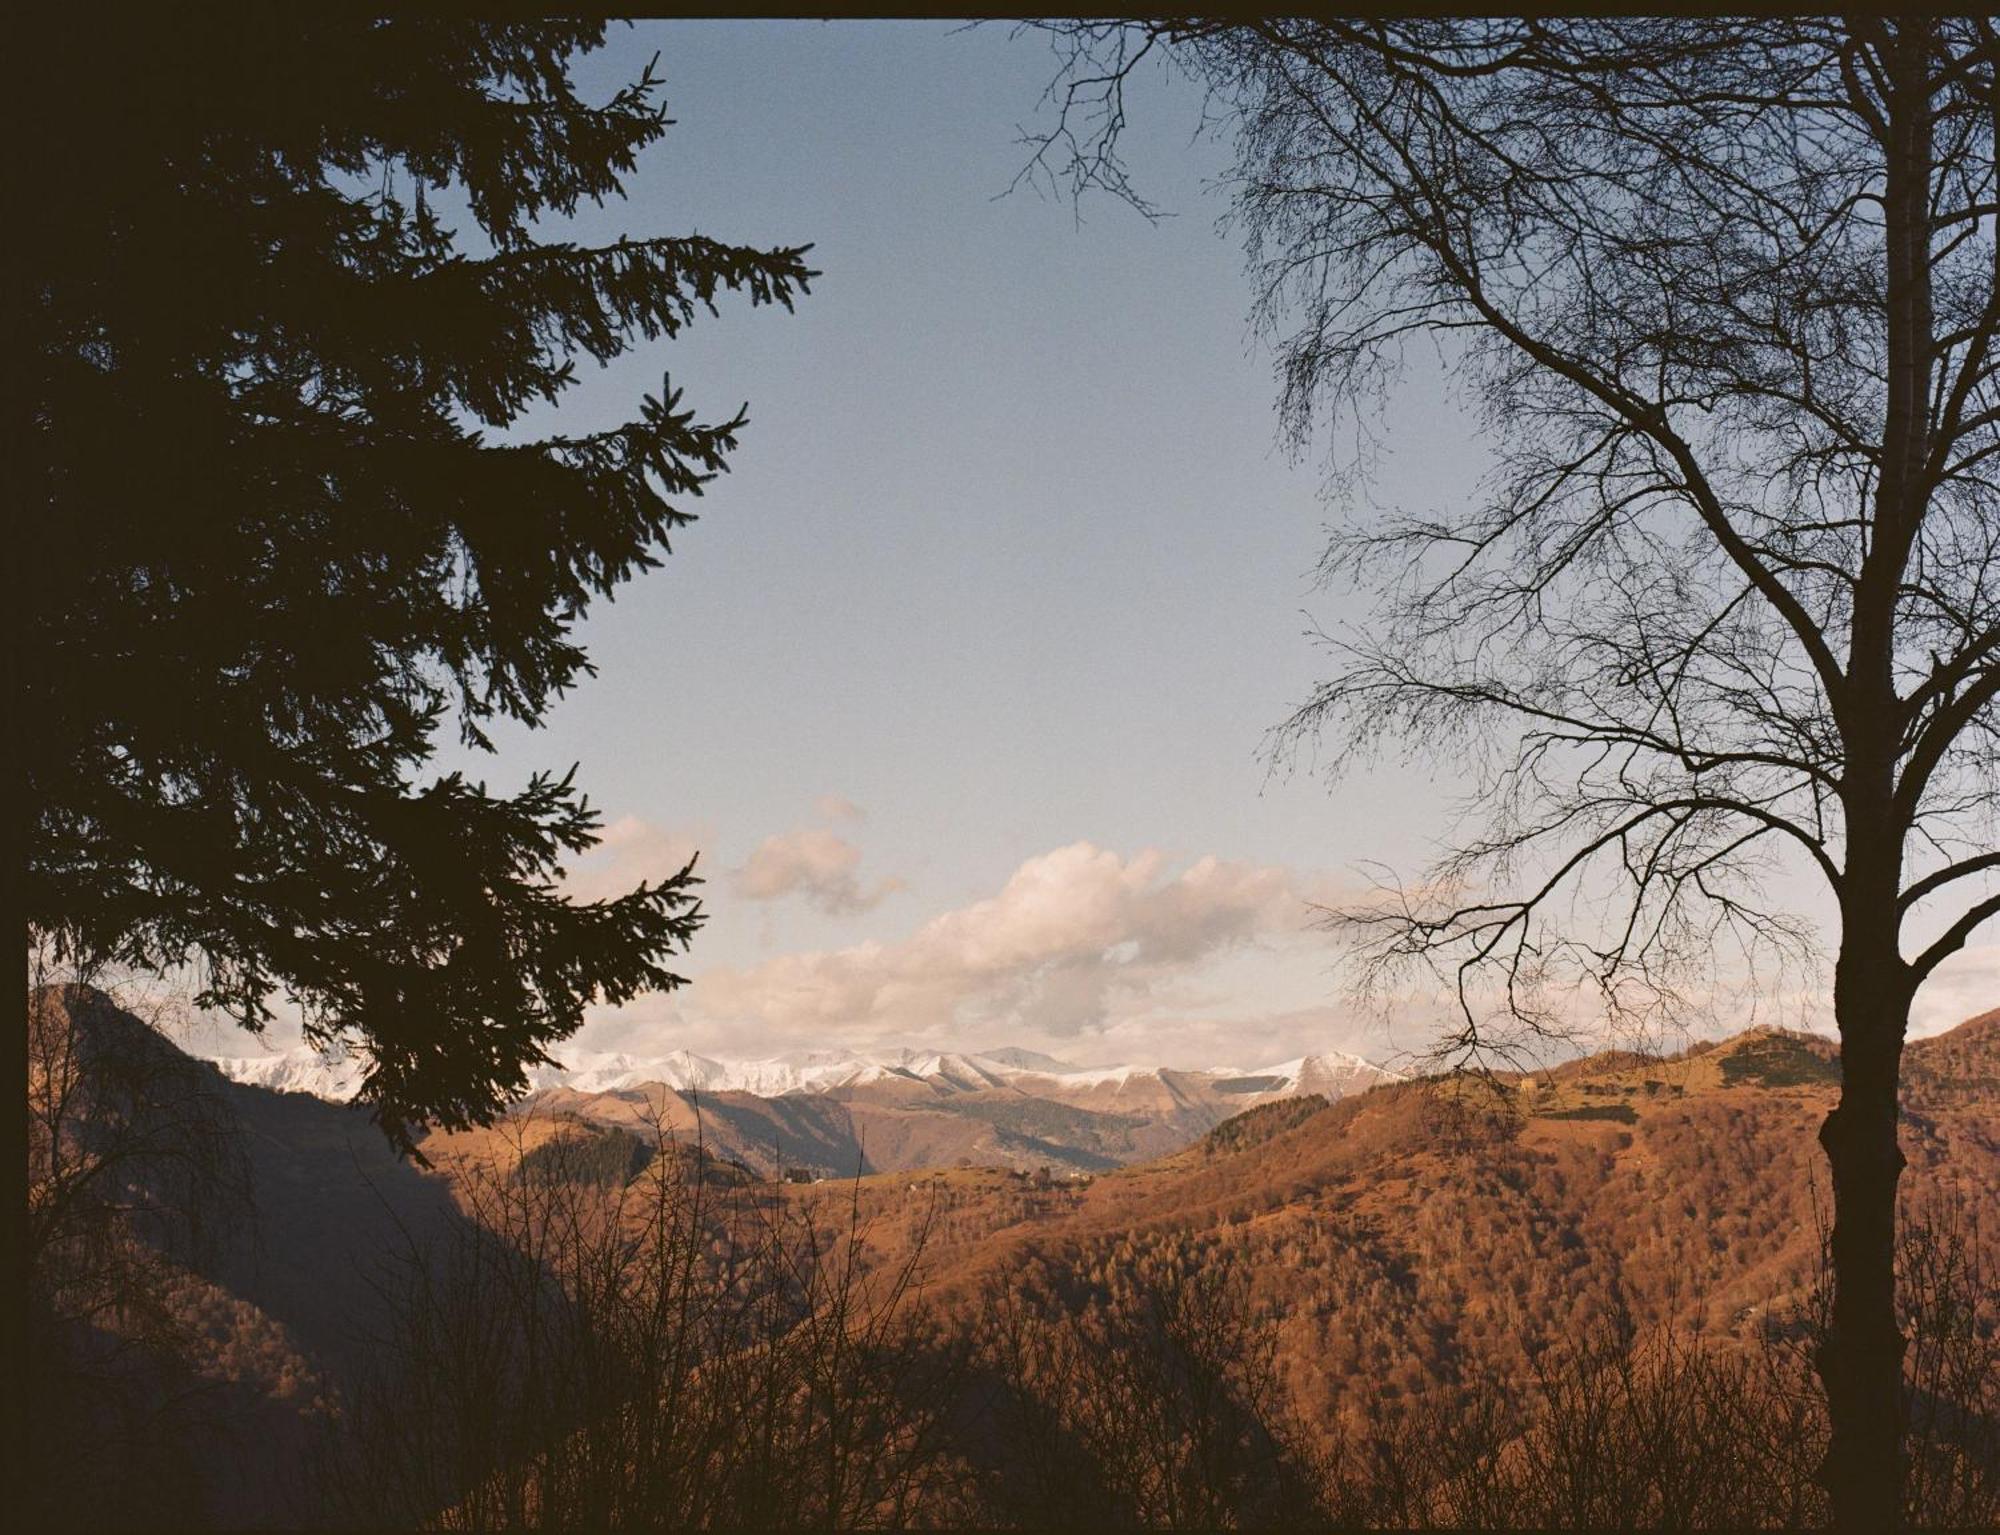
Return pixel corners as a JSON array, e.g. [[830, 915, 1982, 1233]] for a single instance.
[[31, 992, 1998, 1527], [817, 1017, 2000, 1447]]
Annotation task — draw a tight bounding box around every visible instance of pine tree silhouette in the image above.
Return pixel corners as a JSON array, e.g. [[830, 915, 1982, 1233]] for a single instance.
[[23, 17, 815, 1151]]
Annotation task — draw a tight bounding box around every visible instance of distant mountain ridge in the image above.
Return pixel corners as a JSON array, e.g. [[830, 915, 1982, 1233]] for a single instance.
[[208, 1039, 1403, 1178], [206, 1040, 1398, 1106]]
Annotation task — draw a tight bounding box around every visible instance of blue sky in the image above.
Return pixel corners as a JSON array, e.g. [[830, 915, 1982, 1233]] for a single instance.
[[446, 20, 1502, 1067], [196, 21, 1991, 1069]]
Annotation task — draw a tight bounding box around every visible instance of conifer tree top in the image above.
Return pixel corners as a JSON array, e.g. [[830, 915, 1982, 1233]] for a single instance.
[[25, 17, 816, 1152]]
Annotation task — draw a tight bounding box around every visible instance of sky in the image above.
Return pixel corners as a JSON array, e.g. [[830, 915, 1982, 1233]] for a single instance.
[[197, 21, 1993, 1071]]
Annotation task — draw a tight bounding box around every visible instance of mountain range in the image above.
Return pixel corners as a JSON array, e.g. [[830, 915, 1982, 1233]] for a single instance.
[[207, 1041, 1401, 1176]]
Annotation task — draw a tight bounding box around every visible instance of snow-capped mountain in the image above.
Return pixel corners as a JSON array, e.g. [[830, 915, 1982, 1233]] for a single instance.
[[205, 1039, 1398, 1107], [517, 1042, 1403, 1104], [206, 1045, 369, 1101], [203, 1037, 1402, 1178]]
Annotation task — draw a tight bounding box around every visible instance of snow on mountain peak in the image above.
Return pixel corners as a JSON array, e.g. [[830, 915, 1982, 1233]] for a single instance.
[[204, 1039, 1397, 1106], [206, 1044, 367, 1101]]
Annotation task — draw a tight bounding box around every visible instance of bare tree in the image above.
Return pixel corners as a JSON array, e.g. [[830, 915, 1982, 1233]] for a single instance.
[[1032, 18, 1998, 1527]]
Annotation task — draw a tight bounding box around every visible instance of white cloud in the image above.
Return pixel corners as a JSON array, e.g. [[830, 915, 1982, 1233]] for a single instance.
[[814, 793, 865, 824], [731, 827, 902, 915], [1090, 1004, 1396, 1072], [561, 826, 1996, 1068], [689, 841, 1338, 1049]]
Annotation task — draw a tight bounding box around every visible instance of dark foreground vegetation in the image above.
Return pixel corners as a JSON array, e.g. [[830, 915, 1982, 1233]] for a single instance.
[[26, 987, 2000, 1530], [309, 1139, 2000, 1530]]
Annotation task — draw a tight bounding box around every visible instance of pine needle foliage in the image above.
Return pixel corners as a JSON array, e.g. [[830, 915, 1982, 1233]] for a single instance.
[[23, 17, 816, 1151]]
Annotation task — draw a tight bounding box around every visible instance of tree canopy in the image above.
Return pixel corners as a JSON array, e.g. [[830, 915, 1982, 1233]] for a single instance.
[[23, 16, 814, 1151], [1034, 16, 1996, 1527]]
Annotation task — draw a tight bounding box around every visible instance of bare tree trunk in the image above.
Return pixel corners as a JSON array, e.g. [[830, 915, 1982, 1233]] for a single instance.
[[1819, 907, 1913, 1529], [1815, 22, 1936, 1529]]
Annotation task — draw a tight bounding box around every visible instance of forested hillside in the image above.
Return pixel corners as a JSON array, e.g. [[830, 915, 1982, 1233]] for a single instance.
[[28, 989, 2000, 1527]]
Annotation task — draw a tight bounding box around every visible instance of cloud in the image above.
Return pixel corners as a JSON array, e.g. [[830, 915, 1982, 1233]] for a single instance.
[[555, 840, 1997, 1067], [1090, 1004, 1396, 1072], [562, 815, 706, 904], [815, 793, 865, 824], [692, 841, 1336, 1047], [731, 827, 903, 916]]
